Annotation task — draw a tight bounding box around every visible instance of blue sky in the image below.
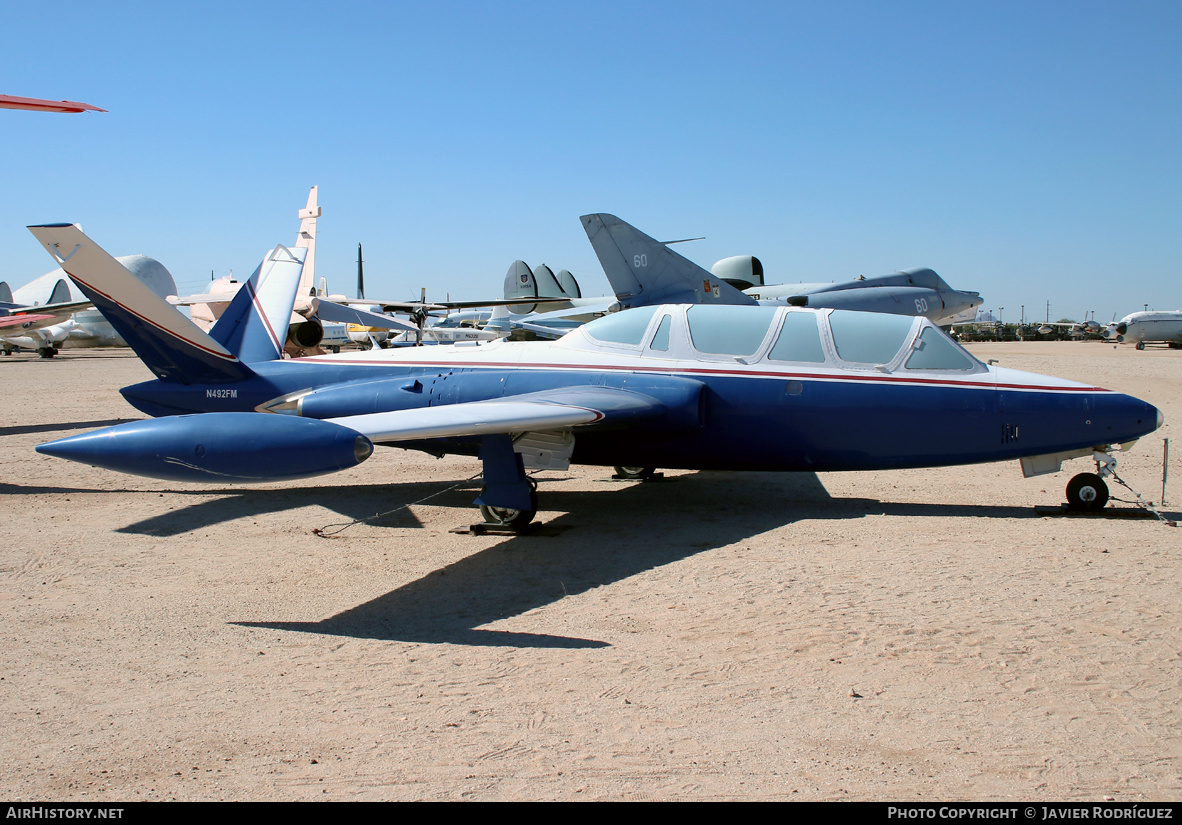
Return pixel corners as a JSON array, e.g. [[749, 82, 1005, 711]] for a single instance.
[[3, 0, 1179, 322]]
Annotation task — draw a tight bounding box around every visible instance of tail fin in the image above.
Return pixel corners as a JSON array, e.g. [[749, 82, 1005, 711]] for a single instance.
[[502, 260, 540, 312], [208, 244, 307, 364], [503, 260, 535, 300], [531, 264, 563, 298], [47, 278, 73, 304], [580, 213, 754, 307], [27, 223, 254, 384], [0, 281, 11, 303], [554, 268, 581, 299], [293, 185, 319, 300], [484, 303, 511, 333]]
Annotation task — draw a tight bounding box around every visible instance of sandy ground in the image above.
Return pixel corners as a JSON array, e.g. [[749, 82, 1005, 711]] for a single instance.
[[1, 341, 1179, 801]]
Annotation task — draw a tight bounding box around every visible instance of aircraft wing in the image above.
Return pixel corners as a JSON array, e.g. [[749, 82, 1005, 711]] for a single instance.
[[0, 94, 106, 113], [0, 298, 92, 334], [169, 293, 234, 307], [332, 297, 575, 313], [0, 313, 54, 329], [481, 298, 619, 340], [327, 385, 668, 444], [520, 299, 616, 324], [309, 298, 422, 334]]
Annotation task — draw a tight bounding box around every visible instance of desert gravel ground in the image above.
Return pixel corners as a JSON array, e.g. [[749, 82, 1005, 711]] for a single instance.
[[1, 341, 1179, 801]]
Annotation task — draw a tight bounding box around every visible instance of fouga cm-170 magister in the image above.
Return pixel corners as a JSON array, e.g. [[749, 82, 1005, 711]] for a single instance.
[[29, 220, 1162, 528]]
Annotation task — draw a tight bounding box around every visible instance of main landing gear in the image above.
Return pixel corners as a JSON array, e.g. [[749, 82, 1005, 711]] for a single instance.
[[474, 435, 538, 531], [478, 484, 538, 529], [1065, 450, 1116, 512], [613, 465, 657, 481]]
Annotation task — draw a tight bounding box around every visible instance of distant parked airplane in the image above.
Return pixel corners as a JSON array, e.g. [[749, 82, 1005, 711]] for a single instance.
[[1105, 310, 1182, 350], [2, 252, 175, 357]]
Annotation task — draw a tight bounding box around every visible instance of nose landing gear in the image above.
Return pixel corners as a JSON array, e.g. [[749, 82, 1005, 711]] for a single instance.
[[1065, 450, 1116, 511]]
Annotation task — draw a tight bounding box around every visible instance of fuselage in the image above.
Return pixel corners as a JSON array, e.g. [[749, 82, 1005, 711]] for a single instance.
[[119, 305, 1160, 474], [743, 269, 983, 325], [1109, 311, 1182, 347]]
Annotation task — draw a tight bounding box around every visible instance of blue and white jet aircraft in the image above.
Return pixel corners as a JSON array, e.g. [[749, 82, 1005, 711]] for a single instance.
[[30, 220, 1162, 528]]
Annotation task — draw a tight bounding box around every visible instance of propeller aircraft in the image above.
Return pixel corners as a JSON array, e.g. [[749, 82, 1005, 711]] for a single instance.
[[1105, 310, 1182, 350]]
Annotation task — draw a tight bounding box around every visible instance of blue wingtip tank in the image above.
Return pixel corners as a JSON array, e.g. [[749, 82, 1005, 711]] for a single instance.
[[36, 414, 373, 483]]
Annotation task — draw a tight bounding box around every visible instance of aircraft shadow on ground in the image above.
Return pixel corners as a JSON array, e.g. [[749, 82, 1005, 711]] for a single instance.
[[0, 418, 138, 438], [229, 471, 1051, 649], [113, 479, 486, 536]]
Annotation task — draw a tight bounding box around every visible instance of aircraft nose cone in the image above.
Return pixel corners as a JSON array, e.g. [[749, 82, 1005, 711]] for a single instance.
[[1159, 408, 1165, 429]]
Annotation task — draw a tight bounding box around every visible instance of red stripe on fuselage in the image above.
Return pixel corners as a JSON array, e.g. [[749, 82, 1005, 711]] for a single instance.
[[63, 268, 238, 362], [293, 356, 1108, 393]]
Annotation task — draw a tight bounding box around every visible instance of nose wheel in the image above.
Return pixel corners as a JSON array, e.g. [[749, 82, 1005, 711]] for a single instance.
[[1066, 473, 1109, 511], [1064, 449, 1119, 511]]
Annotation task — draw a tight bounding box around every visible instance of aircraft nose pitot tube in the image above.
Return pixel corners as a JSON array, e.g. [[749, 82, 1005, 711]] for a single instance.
[[36, 413, 373, 483]]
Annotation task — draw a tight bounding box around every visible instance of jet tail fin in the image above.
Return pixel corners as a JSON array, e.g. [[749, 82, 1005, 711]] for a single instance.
[[27, 224, 254, 384], [0, 281, 11, 303], [580, 213, 754, 307], [208, 244, 307, 363]]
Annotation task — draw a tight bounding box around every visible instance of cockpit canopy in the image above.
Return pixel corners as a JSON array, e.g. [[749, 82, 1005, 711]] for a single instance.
[[571, 304, 983, 373]]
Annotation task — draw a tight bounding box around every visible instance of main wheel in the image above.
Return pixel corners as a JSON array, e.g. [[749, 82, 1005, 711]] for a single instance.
[[478, 489, 538, 529], [37, 347, 56, 359], [614, 466, 656, 480], [1066, 473, 1109, 511], [1136, 342, 1146, 351]]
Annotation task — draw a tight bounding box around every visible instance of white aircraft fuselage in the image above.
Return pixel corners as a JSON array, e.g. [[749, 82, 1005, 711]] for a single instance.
[[1106, 311, 1182, 349]]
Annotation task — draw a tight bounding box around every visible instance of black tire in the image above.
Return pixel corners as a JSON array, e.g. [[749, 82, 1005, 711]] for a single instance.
[[1136, 342, 1145, 351], [614, 466, 656, 480], [1066, 473, 1109, 511], [37, 347, 56, 359], [478, 489, 538, 529]]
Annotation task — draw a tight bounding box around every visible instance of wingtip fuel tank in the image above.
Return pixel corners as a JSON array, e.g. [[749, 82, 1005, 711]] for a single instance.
[[37, 413, 373, 483]]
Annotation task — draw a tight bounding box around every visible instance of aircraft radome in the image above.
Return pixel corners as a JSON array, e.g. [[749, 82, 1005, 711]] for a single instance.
[[30, 221, 1162, 529]]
